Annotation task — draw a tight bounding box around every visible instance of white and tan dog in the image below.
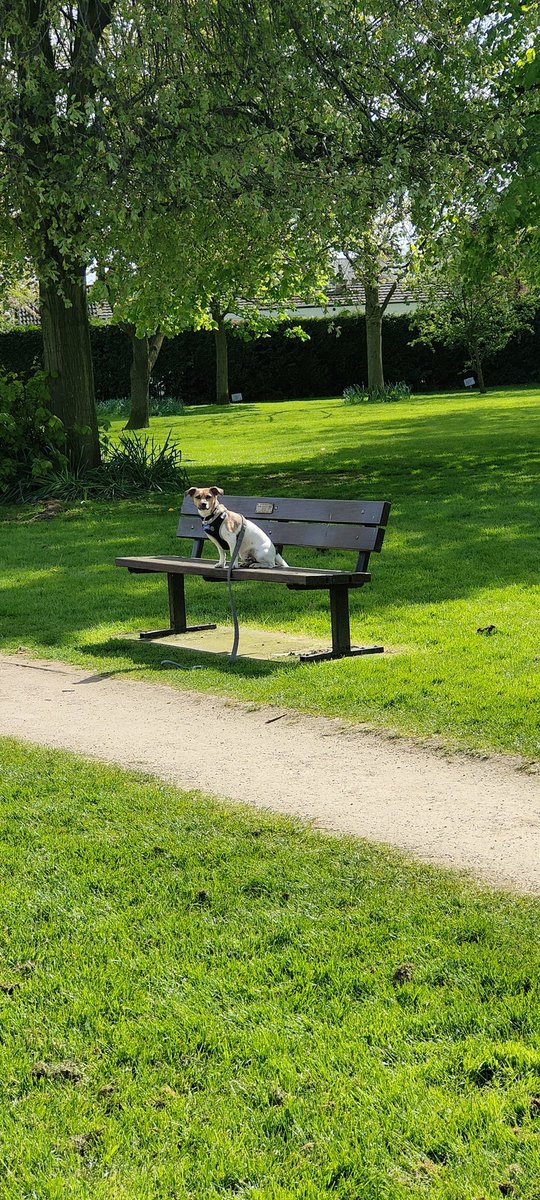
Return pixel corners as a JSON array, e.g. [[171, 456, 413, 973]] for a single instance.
[[187, 487, 289, 569]]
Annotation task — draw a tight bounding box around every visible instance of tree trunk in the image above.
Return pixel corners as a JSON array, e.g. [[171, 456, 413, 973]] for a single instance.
[[126, 336, 151, 429], [39, 268, 100, 471], [365, 283, 385, 394], [473, 351, 486, 394], [123, 329, 165, 429], [213, 316, 230, 405]]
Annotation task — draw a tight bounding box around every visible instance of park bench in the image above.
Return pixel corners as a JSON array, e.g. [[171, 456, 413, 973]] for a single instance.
[[115, 494, 391, 662]]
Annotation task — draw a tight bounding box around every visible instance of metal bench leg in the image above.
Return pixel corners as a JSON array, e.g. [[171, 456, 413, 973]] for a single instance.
[[299, 587, 384, 663], [330, 585, 352, 656], [139, 574, 217, 640]]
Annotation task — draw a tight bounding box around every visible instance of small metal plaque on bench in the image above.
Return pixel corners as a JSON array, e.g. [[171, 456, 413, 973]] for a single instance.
[[255, 503, 275, 515]]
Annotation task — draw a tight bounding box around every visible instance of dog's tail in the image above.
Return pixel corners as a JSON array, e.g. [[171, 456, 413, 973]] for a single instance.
[[275, 552, 289, 568]]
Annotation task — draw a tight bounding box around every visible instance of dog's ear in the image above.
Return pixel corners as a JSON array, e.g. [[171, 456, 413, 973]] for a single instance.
[[186, 487, 197, 497], [209, 486, 224, 496]]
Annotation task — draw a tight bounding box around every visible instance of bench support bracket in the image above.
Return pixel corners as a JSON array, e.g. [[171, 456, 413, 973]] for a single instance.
[[139, 573, 217, 640], [299, 586, 384, 663]]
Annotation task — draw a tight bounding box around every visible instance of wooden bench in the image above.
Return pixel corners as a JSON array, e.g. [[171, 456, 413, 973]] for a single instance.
[[115, 494, 391, 663]]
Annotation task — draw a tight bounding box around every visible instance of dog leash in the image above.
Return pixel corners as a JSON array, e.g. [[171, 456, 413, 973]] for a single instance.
[[227, 517, 246, 663], [161, 513, 246, 670]]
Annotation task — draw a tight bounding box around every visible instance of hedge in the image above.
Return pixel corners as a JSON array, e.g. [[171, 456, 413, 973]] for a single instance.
[[1, 310, 539, 404]]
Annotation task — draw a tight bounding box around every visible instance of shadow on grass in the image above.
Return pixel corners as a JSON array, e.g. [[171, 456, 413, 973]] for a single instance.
[[79, 638, 297, 679], [1, 397, 538, 654]]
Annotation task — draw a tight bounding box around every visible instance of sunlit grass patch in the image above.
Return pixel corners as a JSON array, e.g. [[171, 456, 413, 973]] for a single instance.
[[0, 738, 539, 1198]]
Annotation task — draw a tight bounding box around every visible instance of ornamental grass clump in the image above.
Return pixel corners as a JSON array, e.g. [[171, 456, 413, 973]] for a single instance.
[[343, 381, 411, 404], [30, 431, 189, 501], [96, 396, 185, 418], [96, 430, 189, 497]]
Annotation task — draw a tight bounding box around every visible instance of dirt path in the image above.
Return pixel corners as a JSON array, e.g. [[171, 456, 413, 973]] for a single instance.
[[1, 653, 539, 894]]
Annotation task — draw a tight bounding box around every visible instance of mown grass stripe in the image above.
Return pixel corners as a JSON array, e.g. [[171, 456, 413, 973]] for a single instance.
[[0, 738, 539, 1197]]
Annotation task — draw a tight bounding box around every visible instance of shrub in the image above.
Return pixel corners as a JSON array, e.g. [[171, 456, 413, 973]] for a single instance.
[[343, 381, 412, 404], [0, 368, 189, 504], [96, 397, 130, 417], [0, 370, 67, 503], [1, 313, 540, 404], [150, 396, 185, 417]]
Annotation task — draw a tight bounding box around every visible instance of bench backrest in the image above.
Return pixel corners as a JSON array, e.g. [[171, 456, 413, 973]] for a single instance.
[[178, 495, 391, 570]]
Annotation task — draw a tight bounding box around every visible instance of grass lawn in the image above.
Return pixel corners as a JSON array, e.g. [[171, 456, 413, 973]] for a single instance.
[[1, 386, 539, 759], [1, 737, 539, 1199]]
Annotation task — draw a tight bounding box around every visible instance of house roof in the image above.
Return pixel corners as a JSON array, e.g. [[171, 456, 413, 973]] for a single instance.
[[1, 299, 40, 326], [236, 272, 426, 317], [2, 277, 424, 328], [320, 277, 426, 309], [3, 297, 113, 326]]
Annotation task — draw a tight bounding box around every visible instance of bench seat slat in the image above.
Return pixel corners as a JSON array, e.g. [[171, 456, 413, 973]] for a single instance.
[[179, 496, 390, 529], [115, 556, 370, 589], [177, 516, 384, 552]]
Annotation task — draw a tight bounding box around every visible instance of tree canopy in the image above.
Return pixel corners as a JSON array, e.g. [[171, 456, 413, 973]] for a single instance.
[[1, 0, 536, 457]]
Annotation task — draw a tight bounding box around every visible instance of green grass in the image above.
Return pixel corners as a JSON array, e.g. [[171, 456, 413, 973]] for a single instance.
[[1, 386, 539, 758], [1, 737, 539, 1199]]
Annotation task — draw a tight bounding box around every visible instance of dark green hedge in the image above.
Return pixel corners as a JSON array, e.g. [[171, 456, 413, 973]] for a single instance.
[[2, 311, 539, 404]]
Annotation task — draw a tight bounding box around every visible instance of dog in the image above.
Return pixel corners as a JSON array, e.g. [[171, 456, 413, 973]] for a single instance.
[[187, 487, 289, 569]]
